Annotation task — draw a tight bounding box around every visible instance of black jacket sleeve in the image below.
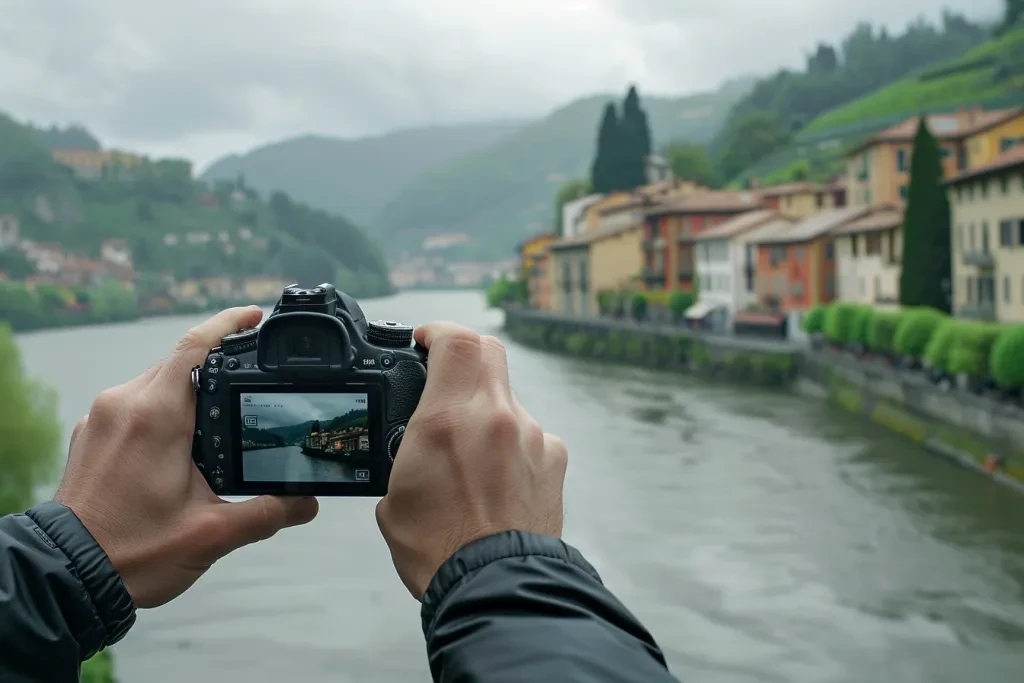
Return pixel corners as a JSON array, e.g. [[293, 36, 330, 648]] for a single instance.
[[0, 501, 136, 683], [421, 530, 679, 682]]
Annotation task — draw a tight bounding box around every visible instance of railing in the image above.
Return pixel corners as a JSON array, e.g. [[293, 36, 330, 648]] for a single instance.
[[963, 251, 995, 268], [958, 301, 996, 320]]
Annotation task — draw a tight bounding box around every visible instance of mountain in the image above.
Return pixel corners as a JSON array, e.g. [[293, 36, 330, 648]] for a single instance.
[[201, 122, 524, 227], [371, 80, 755, 261]]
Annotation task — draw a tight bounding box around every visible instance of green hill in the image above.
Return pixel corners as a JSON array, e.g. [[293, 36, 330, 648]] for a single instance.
[[201, 122, 523, 227], [370, 80, 754, 261], [0, 111, 392, 299]]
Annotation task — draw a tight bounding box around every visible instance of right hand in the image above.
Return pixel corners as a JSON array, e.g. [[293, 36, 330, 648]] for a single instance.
[[376, 323, 568, 599]]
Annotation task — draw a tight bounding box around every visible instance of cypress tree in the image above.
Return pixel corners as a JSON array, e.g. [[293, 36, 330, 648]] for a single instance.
[[591, 103, 619, 194], [621, 85, 652, 188], [899, 118, 952, 313]]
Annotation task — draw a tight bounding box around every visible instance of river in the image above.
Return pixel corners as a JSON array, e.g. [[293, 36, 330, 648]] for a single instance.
[[16, 290, 1024, 683]]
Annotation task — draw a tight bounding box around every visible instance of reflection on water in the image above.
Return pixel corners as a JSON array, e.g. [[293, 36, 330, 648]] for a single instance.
[[15, 291, 1024, 683], [242, 446, 355, 483]]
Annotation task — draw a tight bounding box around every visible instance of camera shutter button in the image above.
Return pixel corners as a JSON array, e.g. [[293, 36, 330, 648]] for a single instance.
[[380, 353, 395, 369]]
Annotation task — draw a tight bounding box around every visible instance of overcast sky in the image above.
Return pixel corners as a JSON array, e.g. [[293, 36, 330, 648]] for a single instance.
[[0, 0, 1002, 170], [241, 392, 367, 431]]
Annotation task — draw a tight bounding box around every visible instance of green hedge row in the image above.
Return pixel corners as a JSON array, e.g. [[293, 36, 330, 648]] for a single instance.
[[596, 289, 696, 321], [803, 302, 1024, 389]]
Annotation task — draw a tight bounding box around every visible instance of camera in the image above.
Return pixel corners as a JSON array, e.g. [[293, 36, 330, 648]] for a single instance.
[[191, 283, 427, 497]]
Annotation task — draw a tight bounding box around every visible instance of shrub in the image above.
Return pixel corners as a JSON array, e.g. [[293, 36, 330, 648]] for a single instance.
[[851, 306, 875, 347], [867, 311, 903, 352], [947, 322, 1001, 379], [893, 307, 946, 358], [923, 319, 961, 372], [823, 302, 860, 344], [630, 292, 648, 321], [990, 325, 1024, 388], [802, 305, 826, 334], [668, 290, 695, 321], [596, 290, 615, 316]]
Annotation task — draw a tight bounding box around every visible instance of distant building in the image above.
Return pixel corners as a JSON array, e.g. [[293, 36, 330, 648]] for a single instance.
[[0, 214, 19, 249], [244, 276, 288, 302], [20, 241, 65, 274], [100, 239, 132, 268], [645, 155, 673, 185], [550, 221, 645, 317], [832, 203, 905, 309], [422, 233, 470, 251], [561, 194, 602, 240], [756, 181, 847, 220], [52, 149, 144, 180]]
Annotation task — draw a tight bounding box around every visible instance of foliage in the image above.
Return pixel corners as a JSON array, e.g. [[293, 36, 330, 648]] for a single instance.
[[664, 143, 719, 187], [714, 109, 789, 183], [990, 325, 1024, 388], [485, 275, 526, 308], [596, 289, 615, 316], [630, 291, 648, 321], [81, 651, 116, 683], [823, 302, 861, 344], [893, 307, 946, 358], [554, 178, 592, 236], [0, 280, 138, 331], [802, 305, 826, 333], [947, 322, 1002, 378], [923, 318, 962, 370], [668, 290, 695, 321], [591, 86, 651, 194], [851, 306, 875, 346], [27, 123, 101, 151], [900, 119, 952, 313], [868, 311, 904, 352]]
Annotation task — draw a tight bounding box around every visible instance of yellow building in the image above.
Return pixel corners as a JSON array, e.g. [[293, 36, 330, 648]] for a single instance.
[[52, 148, 145, 180], [244, 276, 289, 302], [945, 144, 1024, 323], [846, 107, 1023, 208], [963, 108, 1024, 168], [757, 181, 848, 219], [549, 222, 644, 317], [518, 233, 558, 311]]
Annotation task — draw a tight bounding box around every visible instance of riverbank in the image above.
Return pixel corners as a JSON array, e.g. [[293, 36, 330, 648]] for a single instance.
[[503, 306, 1024, 494]]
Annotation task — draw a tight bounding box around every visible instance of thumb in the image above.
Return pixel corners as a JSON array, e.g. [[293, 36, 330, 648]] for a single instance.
[[209, 496, 319, 554]]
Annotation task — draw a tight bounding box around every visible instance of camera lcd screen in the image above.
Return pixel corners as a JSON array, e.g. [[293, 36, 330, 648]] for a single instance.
[[238, 391, 373, 484]]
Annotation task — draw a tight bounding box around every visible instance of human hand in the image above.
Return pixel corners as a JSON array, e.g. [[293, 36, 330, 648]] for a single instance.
[[55, 306, 319, 608], [375, 322, 568, 599]]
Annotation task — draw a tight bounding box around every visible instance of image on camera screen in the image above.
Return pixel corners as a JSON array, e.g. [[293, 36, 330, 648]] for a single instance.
[[239, 392, 371, 483]]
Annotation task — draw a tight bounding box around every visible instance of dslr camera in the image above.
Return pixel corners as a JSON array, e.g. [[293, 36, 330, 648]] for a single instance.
[[192, 283, 427, 497]]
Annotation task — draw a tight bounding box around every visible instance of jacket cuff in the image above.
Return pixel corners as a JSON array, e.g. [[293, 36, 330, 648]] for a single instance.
[[421, 530, 601, 633], [25, 500, 136, 654]]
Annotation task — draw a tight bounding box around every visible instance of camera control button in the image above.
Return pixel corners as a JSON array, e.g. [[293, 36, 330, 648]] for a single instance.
[[213, 477, 225, 490], [212, 435, 222, 448], [204, 378, 218, 394], [226, 357, 239, 370], [209, 406, 221, 420], [380, 353, 395, 369], [211, 466, 224, 477], [206, 354, 222, 368], [386, 423, 407, 463]]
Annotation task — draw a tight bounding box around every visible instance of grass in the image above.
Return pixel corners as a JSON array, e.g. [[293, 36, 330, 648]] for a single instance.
[[801, 26, 1024, 137]]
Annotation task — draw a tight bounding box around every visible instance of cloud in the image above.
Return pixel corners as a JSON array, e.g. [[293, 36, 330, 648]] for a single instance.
[[0, 0, 1003, 167]]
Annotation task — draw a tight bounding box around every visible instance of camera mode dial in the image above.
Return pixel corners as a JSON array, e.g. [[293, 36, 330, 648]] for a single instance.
[[219, 327, 258, 354], [386, 423, 407, 464], [367, 320, 413, 348]]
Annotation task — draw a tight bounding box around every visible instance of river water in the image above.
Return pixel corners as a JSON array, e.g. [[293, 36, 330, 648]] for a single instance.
[[16, 290, 1024, 683]]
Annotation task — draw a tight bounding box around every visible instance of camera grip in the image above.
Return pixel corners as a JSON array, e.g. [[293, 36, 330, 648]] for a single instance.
[[382, 360, 427, 422]]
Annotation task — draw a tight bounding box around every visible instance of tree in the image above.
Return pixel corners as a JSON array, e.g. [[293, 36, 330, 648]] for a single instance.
[[900, 118, 952, 312], [715, 109, 788, 181], [998, 0, 1023, 34], [665, 143, 718, 187], [554, 178, 592, 236], [591, 104, 620, 194], [621, 85, 651, 188]]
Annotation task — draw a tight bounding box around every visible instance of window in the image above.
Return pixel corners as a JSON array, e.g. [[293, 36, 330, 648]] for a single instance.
[[979, 276, 995, 304], [649, 220, 661, 239], [940, 147, 952, 159], [1010, 219, 1022, 246], [791, 280, 804, 298], [1019, 218, 1024, 246], [794, 246, 805, 261], [966, 276, 973, 302], [980, 180, 988, 199], [888, 230, 897, 262], [982, 221, 990, 253], [1000, 137, 1024, 153], [824, 242, 835, 260], [825, 273, 835, 299], [578, 261, 588, 291], [1001, 176, 1010, 195], [851, 235, 859, 257], [701, 244, 711, 263], [562, 262, 572, 292], [681, 217, 692, 236], [969, 223, 976, 251], [815, 193, 824, 208], [967, 185, 974, 200], [899, 184, 908, 200], [1005, 275, 1011, 303], [865, 233, 882, 255], [770, 245, 787, 266], [896, 148, 907, 173]]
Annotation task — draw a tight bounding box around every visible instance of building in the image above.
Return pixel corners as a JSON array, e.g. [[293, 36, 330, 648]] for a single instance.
[[645, 155, 673, 184], [831, 203, 905, 308], [641, 191, 764, 293], [243, 276, 289, 302], [0, 214, 19, 249], [691, 210, 796, 331], [945, 144, 1024, 323], [20, 241, 65, 274], [756, 181, 847, 219], [52, 149, 144, 180], [550, 222, 644, 317], [561, 194, 603, 239], [753, 205, 873, 313], [963, 107, 1024, 168], [846, 107, 1024, 207], [518, 233, 558, 310], [100, 239, 132, 267]]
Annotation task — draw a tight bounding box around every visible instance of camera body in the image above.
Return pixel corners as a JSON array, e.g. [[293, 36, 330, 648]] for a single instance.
[[192, 283, 426, 497]]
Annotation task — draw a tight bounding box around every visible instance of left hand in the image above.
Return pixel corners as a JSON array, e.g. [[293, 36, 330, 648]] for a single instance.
[[55, 306, 319, 608]]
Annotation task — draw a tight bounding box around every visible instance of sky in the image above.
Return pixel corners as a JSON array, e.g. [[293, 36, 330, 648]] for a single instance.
[[0, 0, 1004, 170], [241, 392, 367, 431]]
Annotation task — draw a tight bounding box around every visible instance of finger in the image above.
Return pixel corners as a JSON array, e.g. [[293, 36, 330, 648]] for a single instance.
[[207, 496, 319, 555], [159, 306, 264, 385], [415, 322, 482, 400], [68, 415, 88, 452], [478, 335, 511, 397]]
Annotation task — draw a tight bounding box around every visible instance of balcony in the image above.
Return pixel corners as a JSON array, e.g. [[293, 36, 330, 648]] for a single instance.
[[958, 301, 996, 321], [962, 250, 995, 269]]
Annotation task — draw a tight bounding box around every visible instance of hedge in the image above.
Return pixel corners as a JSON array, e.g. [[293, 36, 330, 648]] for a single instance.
[[990, 325, 1024, 388], [867, 311, 903, 352], [823, 302, 861, 344], [893, 307, 946, 358], [630, 292, 648, 320], [668, 291, 695, 321], [851, 305, 875, 347], [947, 323, 1002, 379], [923, 319, 962, 372], [802, 305, 826, 333]]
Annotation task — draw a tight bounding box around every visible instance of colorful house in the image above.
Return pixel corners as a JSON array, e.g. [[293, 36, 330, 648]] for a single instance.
[[641, 191, 763, 293], [831, 203, 905, 309], [945, 143, 1024, 323], [756, 182, 847, 220], [549, 222, 644, 317], [753, 205, 873, 312], [846, 108, 1023, 207], [518, 232, 558, 311]]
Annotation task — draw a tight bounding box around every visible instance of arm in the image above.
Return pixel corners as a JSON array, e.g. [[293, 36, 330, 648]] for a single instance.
[[422, 531, 678, 683], [0, 501, 136, 683]]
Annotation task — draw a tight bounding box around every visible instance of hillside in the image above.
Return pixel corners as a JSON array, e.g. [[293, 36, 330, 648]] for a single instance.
[[371, 80, 754, 261], [0, 111, 393, 299], [201, 122, 523, 226]]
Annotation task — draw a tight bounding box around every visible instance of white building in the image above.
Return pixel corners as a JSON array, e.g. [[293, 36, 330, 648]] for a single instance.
[[691, 210, 796, 331], [832, 203, 904, 309], [0, 214, 19, 249], [645, 155, 673, 185], [561, 194, 603, 239], [100, 239, 133, 267]]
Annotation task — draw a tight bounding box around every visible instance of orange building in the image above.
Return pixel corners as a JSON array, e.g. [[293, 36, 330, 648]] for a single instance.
[[752, 205, 873, 311], [757, 181, 847, 219], [641, 191, 763, 292], [518, 232, 558, 311]]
